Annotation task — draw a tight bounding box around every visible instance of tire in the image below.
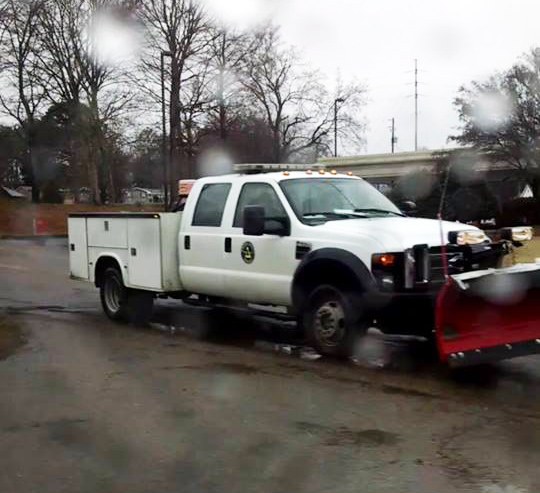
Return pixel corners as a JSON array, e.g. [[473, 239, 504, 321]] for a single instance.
[[100, 267, 129, 322], [303, 284, 365, 358], [100, 267, 153, 325]]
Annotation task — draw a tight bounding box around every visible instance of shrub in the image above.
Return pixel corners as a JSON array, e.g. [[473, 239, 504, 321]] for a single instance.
[[499, 197, 540, 226]]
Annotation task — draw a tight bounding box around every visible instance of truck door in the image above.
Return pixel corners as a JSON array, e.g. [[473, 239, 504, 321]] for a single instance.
[[179, 182, 232, 297], [223, 182, 298, 305]]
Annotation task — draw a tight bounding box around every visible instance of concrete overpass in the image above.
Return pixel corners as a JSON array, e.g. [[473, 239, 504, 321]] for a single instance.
[[317, 148, 523, 202], [318, 149, 446, 180]]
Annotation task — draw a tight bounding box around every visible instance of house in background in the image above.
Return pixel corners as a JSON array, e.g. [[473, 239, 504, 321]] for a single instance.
[[122, 187, 164, 204], [59, 188, 93, 204], [0, 186, 27, 202], [15, 186, 32, 200]]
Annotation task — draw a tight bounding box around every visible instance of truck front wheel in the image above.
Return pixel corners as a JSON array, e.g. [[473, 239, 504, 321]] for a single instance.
[[100, 267, 153, 325], [303, 285, 365, 358]]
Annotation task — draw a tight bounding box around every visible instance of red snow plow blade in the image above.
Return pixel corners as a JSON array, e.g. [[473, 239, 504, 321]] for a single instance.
[[435, 264, 540, 367]]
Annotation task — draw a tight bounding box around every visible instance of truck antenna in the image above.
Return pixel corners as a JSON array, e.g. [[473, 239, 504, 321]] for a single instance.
[[438, 157, 452, 280]]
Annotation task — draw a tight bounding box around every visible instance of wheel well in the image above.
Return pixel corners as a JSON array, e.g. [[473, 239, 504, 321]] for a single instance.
[[94, 257, 122, 288], [292, 258, 367, 313]]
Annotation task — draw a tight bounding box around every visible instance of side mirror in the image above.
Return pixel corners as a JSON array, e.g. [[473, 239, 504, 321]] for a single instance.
[[264, 217, 291, 237], [243, 205, 265, 236], [399, 200, 417, 215]]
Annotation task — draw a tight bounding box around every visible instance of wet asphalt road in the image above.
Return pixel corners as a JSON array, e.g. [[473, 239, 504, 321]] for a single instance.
[[1, 239, 540, 493]]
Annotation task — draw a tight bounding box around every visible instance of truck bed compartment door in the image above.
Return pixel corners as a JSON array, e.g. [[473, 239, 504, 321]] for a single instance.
[[68, 217, 89, 280], [87, 218, 128, 248], [127, 218, 162, 290]]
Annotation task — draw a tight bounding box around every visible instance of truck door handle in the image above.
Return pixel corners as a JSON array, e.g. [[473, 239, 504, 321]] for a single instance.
[[225, 237, 231, 253], [184, 235, 191, 250]]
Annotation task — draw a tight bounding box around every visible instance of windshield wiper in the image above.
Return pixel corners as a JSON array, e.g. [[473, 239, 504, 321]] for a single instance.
[[353, 208, 406, 217], [303, 211, 356, 220], [303, 209, 405, 222]]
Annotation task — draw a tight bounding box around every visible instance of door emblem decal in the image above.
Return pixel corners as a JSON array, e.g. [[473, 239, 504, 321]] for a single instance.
[[241, 242, 255, 264]]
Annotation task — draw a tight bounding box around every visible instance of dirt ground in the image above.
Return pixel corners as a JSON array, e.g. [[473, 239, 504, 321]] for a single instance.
[[1, 239, 540, 493]]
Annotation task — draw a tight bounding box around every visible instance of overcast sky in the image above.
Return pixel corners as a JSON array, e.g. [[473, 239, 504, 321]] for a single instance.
[[202, 0, 540, 156]]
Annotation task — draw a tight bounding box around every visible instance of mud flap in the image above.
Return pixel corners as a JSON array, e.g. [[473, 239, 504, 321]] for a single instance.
[[435, 264, 540, 368]]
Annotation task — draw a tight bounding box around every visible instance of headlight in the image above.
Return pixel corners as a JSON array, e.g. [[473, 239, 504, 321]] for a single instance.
[[448, 230, 489, 246], [501, 226, 533, 243]]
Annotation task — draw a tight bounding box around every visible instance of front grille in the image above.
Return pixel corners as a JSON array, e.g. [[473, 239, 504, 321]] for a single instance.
[[429, 248, 465, 283], [399, 243, 503, 292]]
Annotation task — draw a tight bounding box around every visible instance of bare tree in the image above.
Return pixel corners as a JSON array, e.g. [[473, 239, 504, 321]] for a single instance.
[[207, 26, 252, 142], [240, 26, 366, 163], [178, 65, 213, 174], [36, 0, 84, 104], [82, 2, 139, 202], [36, 0, 136, 203], [0, 0, 47, 201], [332, 76, 368, 157], [136, 0, 212, 204]]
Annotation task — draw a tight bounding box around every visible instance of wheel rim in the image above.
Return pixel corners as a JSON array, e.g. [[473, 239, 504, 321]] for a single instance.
[[313, 299, 346, 347], [104, 275, 122, 313]]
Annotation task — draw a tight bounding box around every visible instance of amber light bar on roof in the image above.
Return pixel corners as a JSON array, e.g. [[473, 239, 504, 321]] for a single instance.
[[234, 163, 357, 177], [234, 163, 316, 173]]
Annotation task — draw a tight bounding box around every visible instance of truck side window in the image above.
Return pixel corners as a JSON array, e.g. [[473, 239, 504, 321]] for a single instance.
[[233, 183, 287, 227], [192, 183, 231, 227]]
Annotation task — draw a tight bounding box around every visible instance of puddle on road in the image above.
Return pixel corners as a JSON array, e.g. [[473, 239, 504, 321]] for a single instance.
[[4, 417, 88, 434], [295, 421, 401, 447], [159, 362, 264, 376], [212, 362, 260, 375], [145, 305, 540, 406], [153, 314, 432, 372], [0, 316, 26, 360]]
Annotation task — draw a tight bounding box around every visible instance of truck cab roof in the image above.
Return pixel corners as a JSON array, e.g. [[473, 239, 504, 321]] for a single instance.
[[197, 170, 361, 185]]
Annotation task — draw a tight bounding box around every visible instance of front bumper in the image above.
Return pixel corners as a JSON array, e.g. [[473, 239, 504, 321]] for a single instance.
[[367, 241, 510, 337], [364, 290, 436, 337], [373, 241, 509, 291]]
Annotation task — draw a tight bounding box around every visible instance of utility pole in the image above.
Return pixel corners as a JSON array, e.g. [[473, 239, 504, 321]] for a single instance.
[[390, 118, 397, 154], [414, 59, 418, 151], [334, 97, 344, 157], [160, 51, 172, 210]]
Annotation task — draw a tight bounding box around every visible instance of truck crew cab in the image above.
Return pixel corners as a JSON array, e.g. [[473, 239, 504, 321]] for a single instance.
[[68, 164, 531, 358]]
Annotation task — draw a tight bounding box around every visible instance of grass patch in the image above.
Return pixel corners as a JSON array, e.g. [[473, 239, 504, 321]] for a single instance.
[[514, 237, 540, 264]]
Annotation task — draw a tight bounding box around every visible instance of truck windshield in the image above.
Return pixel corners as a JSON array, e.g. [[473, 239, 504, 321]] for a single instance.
[[279, 178, 404, 224]]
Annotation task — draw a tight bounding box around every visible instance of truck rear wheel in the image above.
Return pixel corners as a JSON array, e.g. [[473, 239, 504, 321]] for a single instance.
[[303, 285, 365, 358], [100, 267, 153, 325]]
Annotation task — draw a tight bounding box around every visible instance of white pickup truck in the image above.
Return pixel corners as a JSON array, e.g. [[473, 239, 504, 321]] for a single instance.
[[68, 164, 527, 357]]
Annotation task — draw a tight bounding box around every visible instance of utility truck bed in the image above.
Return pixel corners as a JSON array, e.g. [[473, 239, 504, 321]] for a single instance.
[[68, 212, 183, 292]]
